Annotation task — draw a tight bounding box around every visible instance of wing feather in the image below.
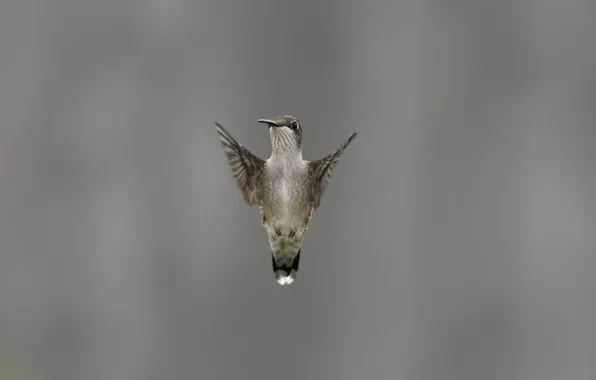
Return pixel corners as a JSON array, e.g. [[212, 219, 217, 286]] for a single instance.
[[308, 132, 357, 209], [215, 122, 265, 205]]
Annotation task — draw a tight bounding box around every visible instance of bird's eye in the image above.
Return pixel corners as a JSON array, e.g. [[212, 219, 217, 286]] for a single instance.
[[290, 123, 299, 130]]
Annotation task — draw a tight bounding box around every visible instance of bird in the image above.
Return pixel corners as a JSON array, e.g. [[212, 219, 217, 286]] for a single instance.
[[215, 115, 357, 286]]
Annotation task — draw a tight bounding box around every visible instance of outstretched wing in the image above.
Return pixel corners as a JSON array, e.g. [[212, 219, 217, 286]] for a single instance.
[[308, 132, 358, 209], [215, 122, 265, 205]]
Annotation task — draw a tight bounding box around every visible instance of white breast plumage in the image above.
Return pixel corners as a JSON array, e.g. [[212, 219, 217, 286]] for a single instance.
[[280, 179, 290, 203]]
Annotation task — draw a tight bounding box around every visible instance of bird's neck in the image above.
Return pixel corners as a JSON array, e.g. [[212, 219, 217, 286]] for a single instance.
[[270, 148, 303, 164]]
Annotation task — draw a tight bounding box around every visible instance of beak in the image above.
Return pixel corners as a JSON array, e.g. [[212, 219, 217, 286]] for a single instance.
[[258, 119, 280, 127]]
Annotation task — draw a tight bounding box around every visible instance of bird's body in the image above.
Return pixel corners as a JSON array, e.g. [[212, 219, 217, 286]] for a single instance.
[[215, 115, 357, 286], [260, 154, 312, 284]]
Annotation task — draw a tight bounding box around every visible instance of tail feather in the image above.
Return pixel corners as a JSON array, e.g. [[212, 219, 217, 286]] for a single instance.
[[271, 249, 300, 286]]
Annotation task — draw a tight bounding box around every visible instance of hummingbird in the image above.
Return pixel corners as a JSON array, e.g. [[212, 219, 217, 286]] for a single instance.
[[215, 116, 357, 286]]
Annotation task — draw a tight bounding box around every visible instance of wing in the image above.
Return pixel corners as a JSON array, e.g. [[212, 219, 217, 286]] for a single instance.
[[308, 132, 358, 209], [215, 122, 265, 205]]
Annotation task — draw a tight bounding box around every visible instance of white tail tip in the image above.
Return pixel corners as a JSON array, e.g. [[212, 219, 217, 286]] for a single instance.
[[275, 270, 296, 286]]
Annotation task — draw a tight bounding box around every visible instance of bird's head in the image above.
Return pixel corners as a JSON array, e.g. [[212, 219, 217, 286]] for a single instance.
[[258, 115, 303, 154]]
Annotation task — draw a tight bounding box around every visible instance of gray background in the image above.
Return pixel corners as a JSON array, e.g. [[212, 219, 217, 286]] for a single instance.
[[1, 1, 595, 379]]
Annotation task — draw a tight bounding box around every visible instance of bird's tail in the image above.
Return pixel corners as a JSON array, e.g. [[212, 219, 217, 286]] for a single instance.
[[271, 249, 300, 286]]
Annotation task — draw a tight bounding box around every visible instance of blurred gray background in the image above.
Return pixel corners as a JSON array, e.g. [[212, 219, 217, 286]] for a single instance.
[[1, 0, 595, 379]]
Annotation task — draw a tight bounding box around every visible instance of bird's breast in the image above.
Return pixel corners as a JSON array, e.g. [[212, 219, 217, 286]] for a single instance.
[[279, 178, 291, 203], [261, 170, 310, 231]]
